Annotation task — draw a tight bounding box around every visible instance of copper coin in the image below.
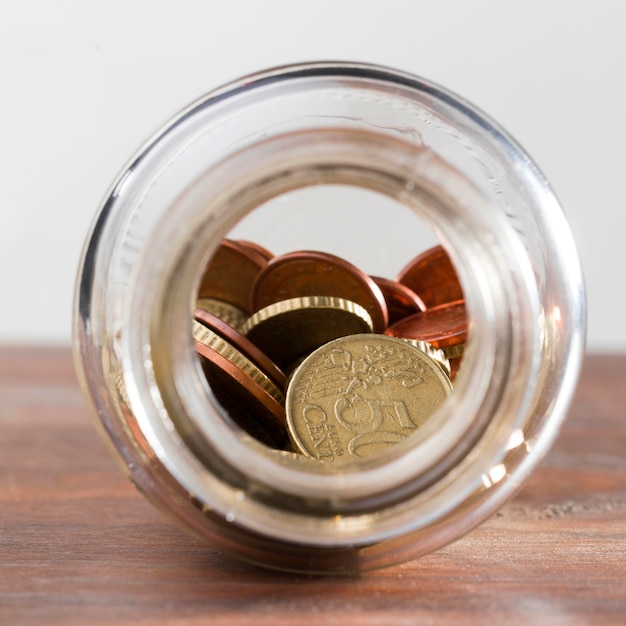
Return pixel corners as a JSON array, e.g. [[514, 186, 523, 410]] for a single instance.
[[195, 340, 288, 449], [384, 299, 468, 349], [371, 276, 425, 326], [197, 239, 268, 314], [449, 356, 462, 381], [195, 308, 287, 391], [242, 296, 373, 369], [250, 251, 388, 332], [232, 239, 274, 262], [397, 245, 463, 308]]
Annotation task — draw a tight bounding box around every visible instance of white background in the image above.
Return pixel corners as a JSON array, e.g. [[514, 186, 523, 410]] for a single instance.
[[1, 1, 624, 350]]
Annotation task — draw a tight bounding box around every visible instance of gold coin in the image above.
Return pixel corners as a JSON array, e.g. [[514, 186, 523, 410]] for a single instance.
[[286, 334, 452, 462], [196, 298, 248, 331], [241, 296, 373, 369], [193, 321, 284, 405], [400, 339, 451, 377], [193, 321, 288, 448], [441, 343, 465, 360], [114, 371, 131, 407]]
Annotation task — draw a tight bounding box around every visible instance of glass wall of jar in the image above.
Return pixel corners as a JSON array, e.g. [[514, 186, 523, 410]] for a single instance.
[[73, 62, 585, 573]]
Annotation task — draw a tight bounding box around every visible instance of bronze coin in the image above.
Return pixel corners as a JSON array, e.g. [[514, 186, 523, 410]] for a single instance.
[[197, 239, 268, 314], [232, 239, 274, 262], [194, 339, 288, 449], [242, 296, 373, 369], [449, 356, 462, 381], [194, 308, 287, 391], [250, 250, 388, 332], [397, 245, 463, 308], [371, 276, 425, 326], [384, 299, 468, 349]]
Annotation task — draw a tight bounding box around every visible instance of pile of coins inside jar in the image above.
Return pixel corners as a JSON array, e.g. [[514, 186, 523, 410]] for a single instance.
[[193, 239, 467, 461]]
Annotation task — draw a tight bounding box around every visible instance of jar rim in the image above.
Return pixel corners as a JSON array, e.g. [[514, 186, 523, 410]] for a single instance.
[[122, 124, 541, 546]]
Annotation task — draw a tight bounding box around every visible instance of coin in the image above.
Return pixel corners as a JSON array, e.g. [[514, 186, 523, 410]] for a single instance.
[[286, 334, 452, 462], [242, 296, 373, 369], [441, 343, 465, 360], [371, 276, 425, 326], [250, 251, 388, 333], [441, 344, 464, 382], [194, 308, 287, 391], [384, 300, 468, 350], [449, 357, 462, 381], [196, 298, 248, 331], [266, 448, 323, 466], [397, 245, 463, 308], [193, 321, 285, 405], [193, 324, 288, 448], [232, 239, 274, 262], [197, 239, 268, 313], [400, 338, 451, 377]]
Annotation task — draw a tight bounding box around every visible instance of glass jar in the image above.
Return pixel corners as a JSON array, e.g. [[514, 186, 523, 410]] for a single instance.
[[73, 61, 586, 573]]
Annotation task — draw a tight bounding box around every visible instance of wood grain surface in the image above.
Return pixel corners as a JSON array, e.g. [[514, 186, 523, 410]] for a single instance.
[[1, 347, 624, 625]]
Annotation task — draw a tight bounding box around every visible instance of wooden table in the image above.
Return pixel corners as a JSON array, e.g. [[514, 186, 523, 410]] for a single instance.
[[1, 347, 624, 625]]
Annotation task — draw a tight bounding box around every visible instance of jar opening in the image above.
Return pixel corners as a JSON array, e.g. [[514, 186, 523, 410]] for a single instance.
[[192, 184, 458, 459]]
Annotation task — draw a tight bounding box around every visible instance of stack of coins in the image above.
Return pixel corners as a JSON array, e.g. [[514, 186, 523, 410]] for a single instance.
[[193, 239, 468, 462]]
